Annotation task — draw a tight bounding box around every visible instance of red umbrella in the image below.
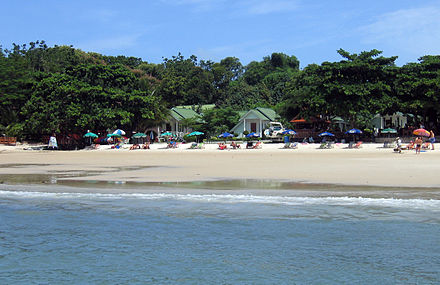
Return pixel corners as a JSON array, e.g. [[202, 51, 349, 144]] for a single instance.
[[413, 128, 430, 137]]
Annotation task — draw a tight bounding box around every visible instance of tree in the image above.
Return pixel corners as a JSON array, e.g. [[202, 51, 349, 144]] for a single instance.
[[283, 49, 398, 127]]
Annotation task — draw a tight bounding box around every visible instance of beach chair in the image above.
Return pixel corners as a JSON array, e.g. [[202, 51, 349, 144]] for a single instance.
[[129, 144, 140, 150], [189, 142, 198, 149], [218, 143, 227, 150], [422, 142, 431, 150], [230, 142, 240, 149], [401, 142, 414, 150], [252, 142, 262, 149], [197, 143, 205, 149], [353, 141, 363, 148], [291, 142, 298, 149], [319, 142, 327, 149], [326, 141, 334, 149]]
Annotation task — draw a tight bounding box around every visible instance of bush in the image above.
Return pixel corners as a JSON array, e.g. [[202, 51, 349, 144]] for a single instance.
[[6, 123, 25, 139]]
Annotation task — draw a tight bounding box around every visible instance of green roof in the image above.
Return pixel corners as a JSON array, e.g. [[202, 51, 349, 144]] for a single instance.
[[175, 104, 215, 113], [170, 107, 200, 121], [255, 107, 280, 121]]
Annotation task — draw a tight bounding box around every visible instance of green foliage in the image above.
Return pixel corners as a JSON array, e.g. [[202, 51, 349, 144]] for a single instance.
[[282, 49, 399, 128], [200, 107, 240, 137], [2, 40, 440, 139]]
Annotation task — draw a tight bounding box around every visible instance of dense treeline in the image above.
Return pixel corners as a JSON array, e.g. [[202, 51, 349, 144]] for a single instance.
[[1, 41, 439, 139]]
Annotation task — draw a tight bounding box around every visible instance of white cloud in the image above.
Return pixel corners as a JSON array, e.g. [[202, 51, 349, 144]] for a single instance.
[[360, 6, 440, 59]]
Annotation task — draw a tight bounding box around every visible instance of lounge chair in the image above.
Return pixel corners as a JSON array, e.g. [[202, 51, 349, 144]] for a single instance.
[[218, 143, 227, 150], [197, 143, 205, 149], [319, 142, 327, 149], [422, 142, 431, 150], [230, 142, 240, 149], [189, 142, 198, 149], [291, 142, 298, 149], [353, 141, 363, 148], [129, 144, 141, 150], [401, 142, 415, 150], [252, 142, 262, 149]]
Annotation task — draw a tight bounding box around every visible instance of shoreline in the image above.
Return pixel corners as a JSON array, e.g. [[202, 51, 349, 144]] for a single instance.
[[1, 142, 439, 190]]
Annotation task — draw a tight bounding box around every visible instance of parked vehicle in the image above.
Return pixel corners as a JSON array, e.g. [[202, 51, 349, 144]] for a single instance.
[[263, 122, 285, 142]]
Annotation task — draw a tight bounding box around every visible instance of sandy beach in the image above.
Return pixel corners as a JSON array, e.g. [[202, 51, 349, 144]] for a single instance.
[[1, 142, 439, 188]]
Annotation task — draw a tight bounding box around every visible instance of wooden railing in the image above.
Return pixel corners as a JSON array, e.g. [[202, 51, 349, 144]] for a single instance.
[[0, 137, 17, 145]]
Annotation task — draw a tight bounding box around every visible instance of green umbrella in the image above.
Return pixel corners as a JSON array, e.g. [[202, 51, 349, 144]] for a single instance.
[[160, 132, 174, 137], [188, 131, 204, 136], [83, 132, 98, 138], [107, 133, 122, 137], [381, 128, 397, 134], [132, 132, 147, 144], [188, 131, 204, 143], [84, 132, 98, 145], [132, 132, 147, 138]]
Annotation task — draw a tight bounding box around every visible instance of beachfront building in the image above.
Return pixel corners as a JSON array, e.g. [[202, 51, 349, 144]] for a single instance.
[[230, 107, 281, 137], [147, 105, 213, 139], [371, 112, 408, 130]]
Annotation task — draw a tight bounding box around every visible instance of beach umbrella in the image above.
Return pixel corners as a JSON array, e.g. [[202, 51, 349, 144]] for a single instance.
[[132, 132, 147, 138], [318, 132, 335, 137], [345, 128, 362, 134], [413, 128, 430, 137], [113, 129, 126, 136], [345, 128, 362, 143], [246, 132, 260, 138], [381, 128, 397, 134], [218, 132, 234, 138], [83, 132, 98, 145], [160, 131, 174, 137], [188, 131, 204, 143], [188, 131, 204, 136], [132, 132, 147, 144], [282, 129, 297, 135], [83, 132, 98, 138], [107, 133, 121, 137]]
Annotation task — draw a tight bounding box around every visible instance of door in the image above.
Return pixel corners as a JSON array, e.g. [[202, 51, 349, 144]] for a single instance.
[[251, 123, 257, 132]]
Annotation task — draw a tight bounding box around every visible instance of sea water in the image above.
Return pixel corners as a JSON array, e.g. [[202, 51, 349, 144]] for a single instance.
[[0, 185, 439, 284]]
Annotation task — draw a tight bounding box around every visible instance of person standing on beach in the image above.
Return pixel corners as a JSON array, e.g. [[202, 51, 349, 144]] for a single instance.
[[429, 130, 435, 150], [415, 137, 423, 154]]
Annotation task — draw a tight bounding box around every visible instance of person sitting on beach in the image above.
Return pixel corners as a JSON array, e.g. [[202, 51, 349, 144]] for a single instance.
[[394, 137, 402, 153], [429, 130, 435, 150], [218, 142, 227, 150], [230, 141, 240, 149], [129, 144, 140, 150], [142, 142, 150, 149], [415, 137, 423, 154]]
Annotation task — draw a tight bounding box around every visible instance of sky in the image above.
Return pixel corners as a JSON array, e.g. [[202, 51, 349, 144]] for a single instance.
[[1, 0, 440, 67]]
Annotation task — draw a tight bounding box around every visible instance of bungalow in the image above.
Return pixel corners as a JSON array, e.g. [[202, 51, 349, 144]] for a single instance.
[[230, 107, 281, 137], [145, 106, 202, 139]]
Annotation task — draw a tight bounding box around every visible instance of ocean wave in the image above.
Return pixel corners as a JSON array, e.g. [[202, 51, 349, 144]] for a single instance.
[[1, 190, 439, 211]]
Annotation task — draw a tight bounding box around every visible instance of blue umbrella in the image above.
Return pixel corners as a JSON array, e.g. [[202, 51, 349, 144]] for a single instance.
[[345, 128, 362, 134], [246, 132, 260, 138], [318, 132, 335, 137], [218, 132, 234, 138], [282, 129, 297, 135]]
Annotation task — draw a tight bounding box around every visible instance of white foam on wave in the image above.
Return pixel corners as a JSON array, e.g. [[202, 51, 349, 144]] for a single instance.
[[1, 190, 439, 211]]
